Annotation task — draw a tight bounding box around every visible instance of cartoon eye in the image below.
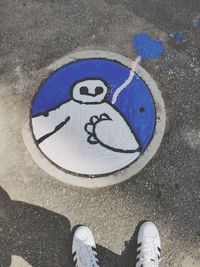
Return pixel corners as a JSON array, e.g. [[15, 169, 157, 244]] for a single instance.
[[95, 86, 104, 95], [139, 107, 145, 112], [80, 86, 88, 95]]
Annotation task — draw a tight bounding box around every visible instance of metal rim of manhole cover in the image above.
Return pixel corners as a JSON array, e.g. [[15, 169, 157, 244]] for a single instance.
[[22, 50, 166, 188]]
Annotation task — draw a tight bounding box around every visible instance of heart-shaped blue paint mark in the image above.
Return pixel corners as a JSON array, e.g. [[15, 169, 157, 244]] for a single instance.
[[132, 32, 164, 59]]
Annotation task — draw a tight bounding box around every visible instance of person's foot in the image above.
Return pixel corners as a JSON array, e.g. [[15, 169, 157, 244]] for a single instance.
[[72, 226, 100, 267], [136, 222, 161, 267]]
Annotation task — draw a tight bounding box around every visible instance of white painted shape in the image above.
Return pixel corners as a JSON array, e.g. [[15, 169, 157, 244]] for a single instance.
[[32, 103, 69, 140], [112, 56, 141, 104], [72, 79, 108, 103], [14, 65, 27, 94], [11, 256, 32, 267], [95, 113, 139, 151], [33, 100, 140, 175], [193, 14, 200, 28]]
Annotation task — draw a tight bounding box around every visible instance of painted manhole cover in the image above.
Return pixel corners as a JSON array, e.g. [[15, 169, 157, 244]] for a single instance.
[[23, 50, 166, 187]]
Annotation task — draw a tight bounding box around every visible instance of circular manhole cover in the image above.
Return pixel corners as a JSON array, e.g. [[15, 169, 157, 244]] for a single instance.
[[23, 50, 166, 187]]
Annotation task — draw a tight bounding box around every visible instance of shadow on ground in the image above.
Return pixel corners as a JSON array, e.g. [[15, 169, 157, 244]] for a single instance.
[[0, 186, 142, 267], [0, 186, 71, 267]]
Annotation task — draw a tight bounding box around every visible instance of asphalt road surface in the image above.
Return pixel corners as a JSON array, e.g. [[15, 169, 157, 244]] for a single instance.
[[0, 0, 200, 266]]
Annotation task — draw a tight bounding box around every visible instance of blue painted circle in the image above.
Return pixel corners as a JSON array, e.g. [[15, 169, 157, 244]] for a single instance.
[[32, 58, 156, 151]]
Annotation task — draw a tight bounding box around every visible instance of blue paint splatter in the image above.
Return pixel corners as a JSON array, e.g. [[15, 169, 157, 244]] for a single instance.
[[174, 33, 184, 42], [132, 32, 164, 59], [32, 58, 156, 151]]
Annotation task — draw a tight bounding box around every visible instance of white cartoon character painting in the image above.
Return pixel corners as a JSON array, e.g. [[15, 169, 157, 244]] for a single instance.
[[31, 33, 165, 176], [32, 78, 141, 175], [31, 33, 164, 176]]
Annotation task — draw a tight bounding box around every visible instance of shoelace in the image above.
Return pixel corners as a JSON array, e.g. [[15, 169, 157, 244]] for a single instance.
[[74, 245, 99, 267], [139, 237, 162, 267]]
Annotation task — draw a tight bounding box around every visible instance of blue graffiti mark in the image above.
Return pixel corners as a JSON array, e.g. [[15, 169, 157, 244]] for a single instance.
[[32, 59, 156, 151], [174, 33, 185, 42], [132, 32, 164, 59]]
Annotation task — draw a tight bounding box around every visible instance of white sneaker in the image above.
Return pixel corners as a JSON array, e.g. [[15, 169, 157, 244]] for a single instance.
[[136, 222, 161, 267], [72, 226, 100, 267]]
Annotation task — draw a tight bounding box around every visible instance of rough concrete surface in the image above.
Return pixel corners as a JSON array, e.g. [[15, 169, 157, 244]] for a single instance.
[[0, 0, 200, 266]]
